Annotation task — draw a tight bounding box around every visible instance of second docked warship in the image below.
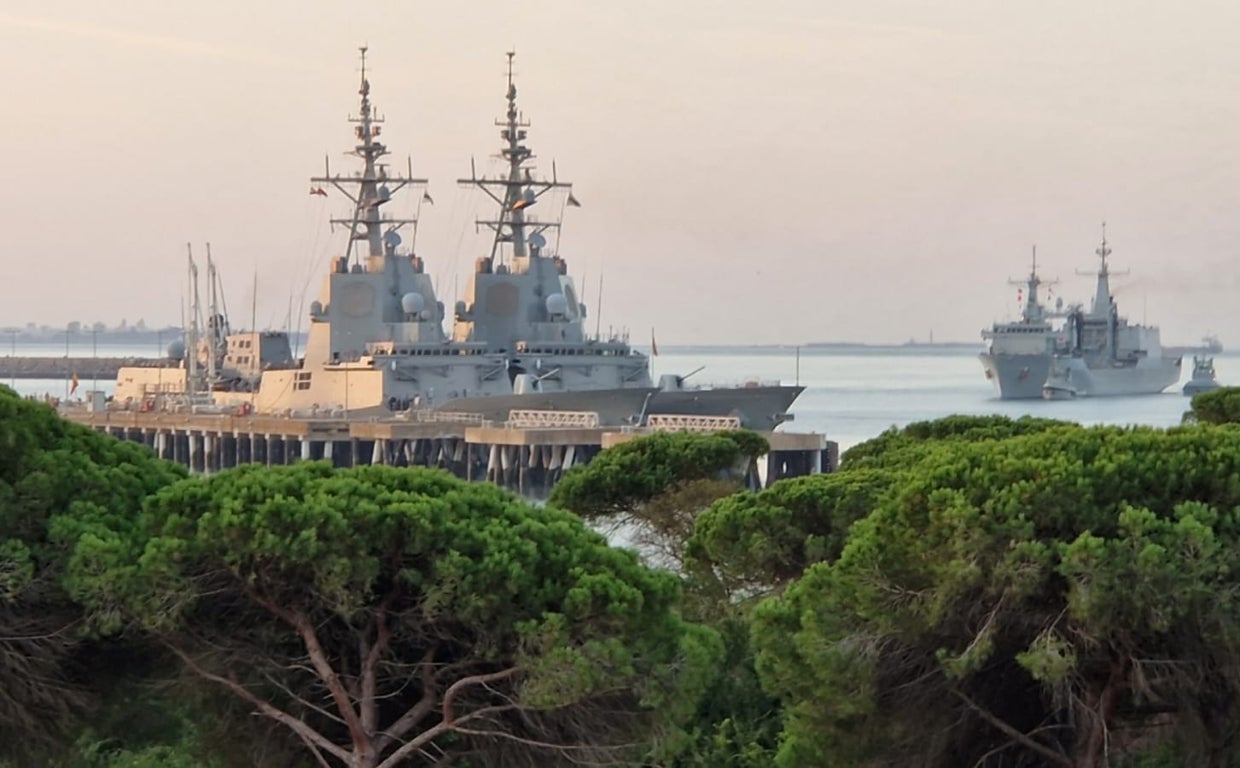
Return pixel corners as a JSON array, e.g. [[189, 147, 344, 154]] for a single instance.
[[979, 249, 1065, 399], [449, 53, 803, 430], [1041, 232, 1182, 398]]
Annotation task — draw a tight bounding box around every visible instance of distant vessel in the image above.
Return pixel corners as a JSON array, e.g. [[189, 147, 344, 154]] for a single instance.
[[1183, 356, 1221, 396], [978, 248, 1065, 399], [448, 53, 802, 430], [1041, 231, 1182, 399]]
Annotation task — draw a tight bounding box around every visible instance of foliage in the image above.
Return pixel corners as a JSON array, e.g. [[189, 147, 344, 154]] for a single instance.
[[688, 469, 894, 597], [71, 462, 719, 768], [840, 413, 1070, 470], [0, 386, 185, 760], [753, 424, 1240, 768], [548, 430, 769, 519], [1184, 386, 1240, 425]]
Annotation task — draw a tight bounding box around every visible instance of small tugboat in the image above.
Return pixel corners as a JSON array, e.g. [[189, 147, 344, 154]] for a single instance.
[[1183, 356, 1221, 396]]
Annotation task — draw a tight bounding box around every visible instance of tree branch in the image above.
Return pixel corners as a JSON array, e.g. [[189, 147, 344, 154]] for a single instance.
[[361, 589, 398, 736], [951, 687, 1072, 767], [374, 647, 438, 754], [164, 641, 351, 764]]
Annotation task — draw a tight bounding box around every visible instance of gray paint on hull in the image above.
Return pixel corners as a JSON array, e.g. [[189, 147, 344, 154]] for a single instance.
[[648, 385, 805, 431], [978, 353, 1051, 400]]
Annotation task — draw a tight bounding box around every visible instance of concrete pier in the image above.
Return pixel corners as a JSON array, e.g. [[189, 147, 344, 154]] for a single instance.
[[60, 408, 834, 496]]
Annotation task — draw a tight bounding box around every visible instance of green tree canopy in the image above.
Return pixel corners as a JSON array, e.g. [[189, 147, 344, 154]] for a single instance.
[[841, 413, 1070, 470], [753, 424, 1240, 768], [0, 386, 184, 761], [1183, 386, 1240, 425], [71, 463, 719, 768], [688, 468, 893, 597], [548, 430, 769, 520]]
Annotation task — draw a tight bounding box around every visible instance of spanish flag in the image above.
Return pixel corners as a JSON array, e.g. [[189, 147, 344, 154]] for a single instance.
[[69, 373, 79, 395], [309, 186, 328, 197]]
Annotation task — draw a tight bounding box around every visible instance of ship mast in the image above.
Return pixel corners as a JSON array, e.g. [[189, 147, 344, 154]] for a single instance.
[[460, 52, 575, 270], [311, 46, 429, 268], [1078, 222, 1127, 319], [1010, 245, 1058, 322]]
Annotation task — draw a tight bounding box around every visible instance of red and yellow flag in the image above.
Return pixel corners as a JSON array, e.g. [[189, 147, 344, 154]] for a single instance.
[[69, 373, 79, 395]]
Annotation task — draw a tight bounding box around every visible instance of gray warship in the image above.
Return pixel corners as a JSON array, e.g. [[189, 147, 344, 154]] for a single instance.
[[117, 50, 800, 430], [117, 49, 656, 426], [979, 249, 1065, 399], [1041, 231, 1182, 399], [448, 53, 803, 430]]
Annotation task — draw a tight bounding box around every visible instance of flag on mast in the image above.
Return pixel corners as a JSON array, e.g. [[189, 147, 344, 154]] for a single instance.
[[566, 192, 582, 207], [309, 186, 328, 197], [69, 372, 80, 395], [422, 191, 434, 205], [651, 329, 659, 357]]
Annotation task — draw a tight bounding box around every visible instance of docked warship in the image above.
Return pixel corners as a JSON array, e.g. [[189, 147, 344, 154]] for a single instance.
[[447, 53, 803, 430], [979, 249, 1065, 399], [117, 50, 801, 430], [1041, 232, 1182, 399], [117, 49, 655, 425]]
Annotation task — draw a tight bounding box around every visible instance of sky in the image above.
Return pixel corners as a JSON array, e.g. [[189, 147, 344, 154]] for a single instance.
[[2, 1, 1239, 345]]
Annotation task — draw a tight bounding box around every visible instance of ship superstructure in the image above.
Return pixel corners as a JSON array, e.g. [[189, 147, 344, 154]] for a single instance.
[[450, 54, 802, 429], [1041, 229, 1181, 398], [235, 48, 515, 415], [979, 248, 1066, 399]]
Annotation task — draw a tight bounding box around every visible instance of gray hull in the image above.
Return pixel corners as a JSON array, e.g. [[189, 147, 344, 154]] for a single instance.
[[1044, 357, 1182, 398], [648, 385, 805, 431], [979, 353, 1051, 400], [434, 387, 658, 426]]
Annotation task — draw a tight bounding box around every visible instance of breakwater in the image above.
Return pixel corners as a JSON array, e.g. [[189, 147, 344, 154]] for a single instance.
[[0, 356, 160, 380]]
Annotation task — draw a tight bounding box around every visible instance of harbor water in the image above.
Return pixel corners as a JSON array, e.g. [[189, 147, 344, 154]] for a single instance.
[[6, 342, 1226, 454]]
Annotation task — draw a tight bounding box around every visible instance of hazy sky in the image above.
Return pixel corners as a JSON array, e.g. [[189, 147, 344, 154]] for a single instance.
[[3, 1, 1239, 345]]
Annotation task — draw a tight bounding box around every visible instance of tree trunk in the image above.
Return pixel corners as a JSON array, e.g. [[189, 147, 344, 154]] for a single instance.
[[1073, 656, 1127, 768]]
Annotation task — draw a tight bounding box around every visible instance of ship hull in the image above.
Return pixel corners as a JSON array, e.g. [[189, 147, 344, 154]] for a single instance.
[[979, 352, 1051, 400], [648, 385, 805, 431], [434, 387, 658, 426], [1043, 357, 1182, 398]]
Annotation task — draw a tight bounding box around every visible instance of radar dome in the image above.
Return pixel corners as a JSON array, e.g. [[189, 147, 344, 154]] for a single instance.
[[166, 339, 186, 361], [401, 292, 425, 315], [545, 293, 569, 317], [310, 300, 323, 316]]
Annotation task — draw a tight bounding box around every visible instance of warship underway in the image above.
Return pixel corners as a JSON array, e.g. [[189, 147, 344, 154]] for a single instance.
[[979, 249, 1065, 399], [1041, 232, 1182, 399], [115, 50, 802, 430]]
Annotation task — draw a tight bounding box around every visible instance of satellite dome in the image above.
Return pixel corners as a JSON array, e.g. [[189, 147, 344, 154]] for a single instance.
[[310, 300, 323, 316], [166, 339, 186, 361], [401, 292, 425, 315], [545, 293, 569, 317]]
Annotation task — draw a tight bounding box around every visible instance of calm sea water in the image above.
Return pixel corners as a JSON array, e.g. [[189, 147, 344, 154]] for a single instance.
[[5, 343, 1226, 454]]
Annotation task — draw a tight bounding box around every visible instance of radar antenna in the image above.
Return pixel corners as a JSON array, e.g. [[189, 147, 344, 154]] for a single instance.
[[310, 47, 430, 267], [458, 52, 577, 270]]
